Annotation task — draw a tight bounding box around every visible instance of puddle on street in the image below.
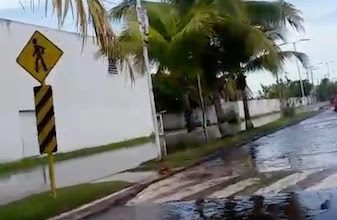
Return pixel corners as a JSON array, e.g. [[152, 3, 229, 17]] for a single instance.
[[87, 190, 337, 220], [227, 110, 337, 173]]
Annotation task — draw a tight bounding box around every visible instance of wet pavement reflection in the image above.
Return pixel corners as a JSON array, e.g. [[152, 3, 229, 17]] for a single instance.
[[251, 110, 337, 172], [115, 108, 337, 213], [87, 190, 337, 220]]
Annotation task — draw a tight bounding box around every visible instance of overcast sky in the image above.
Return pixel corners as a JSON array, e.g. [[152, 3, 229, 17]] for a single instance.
[[1, 0, 337, 95]]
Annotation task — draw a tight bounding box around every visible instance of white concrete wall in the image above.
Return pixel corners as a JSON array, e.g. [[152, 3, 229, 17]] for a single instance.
[[0, 19, 153, 162], [162, 97, 313, 130], [288, 97, 313, 107], [162, 112, 185, 130], [245, 99, 280, 118], [18, 111, 39, 157]]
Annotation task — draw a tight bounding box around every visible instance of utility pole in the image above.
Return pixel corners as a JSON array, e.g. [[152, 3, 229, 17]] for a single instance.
[[318, 61, 334, 80], [293, 43, 306, 97], [306, 68, 310, 81], [308, 66, 319, 85], [276, 72, 282, 107], [279, 39, 309, 98], [326, 62, 331, 79], [135, 0, 163, 159]]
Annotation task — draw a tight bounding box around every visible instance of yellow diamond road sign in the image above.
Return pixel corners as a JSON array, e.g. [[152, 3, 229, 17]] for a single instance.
[[17, 31, 63, 83]]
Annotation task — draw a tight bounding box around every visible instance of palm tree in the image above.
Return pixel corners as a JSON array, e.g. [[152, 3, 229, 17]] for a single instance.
[[236, 1, 306, 129], [110, 0, 308, 134], [242, 50, 308, 127], [198, 0, 308, 130], [110, 0, 251, 135], [28, 0, 121, 62], [170, 0, 308, 131], [110, 1, 217, 131]]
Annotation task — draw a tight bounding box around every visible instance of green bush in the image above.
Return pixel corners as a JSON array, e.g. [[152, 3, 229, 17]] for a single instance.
[[282, 106, 295, 117], [223, 108, 240, 124]]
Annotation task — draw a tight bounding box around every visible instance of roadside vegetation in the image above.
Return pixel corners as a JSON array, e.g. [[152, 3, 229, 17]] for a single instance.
[[38, 0, 310, 140], [136, 111, 317, 171], [259, 78, 314, 99], [259, 76, 337, 104], [109, 0, 308, 134], [0, 136, 153, 177], [0, 180, 131, 220], [317, 78, 337, 102]]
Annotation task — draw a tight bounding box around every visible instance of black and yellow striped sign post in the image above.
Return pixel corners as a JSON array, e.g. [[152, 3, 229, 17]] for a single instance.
[[34, 84, 58, 198], [17, 31, 63, 199]]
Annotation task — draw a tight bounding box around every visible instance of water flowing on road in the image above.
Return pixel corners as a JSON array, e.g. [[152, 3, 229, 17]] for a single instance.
[[120, 108, 337, 207]]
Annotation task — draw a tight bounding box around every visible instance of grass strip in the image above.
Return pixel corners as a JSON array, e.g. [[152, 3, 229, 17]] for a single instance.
[[0, 136, 153, 177], [0, 181, 131, 220], [137, 111, 316, 171]]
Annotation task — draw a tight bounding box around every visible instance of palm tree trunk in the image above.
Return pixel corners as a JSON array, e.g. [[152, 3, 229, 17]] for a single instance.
[[213, 90, 227, 137], [197, 74, 208, 141], [241, 89, 254, 129], [183, 93, 194, 132]]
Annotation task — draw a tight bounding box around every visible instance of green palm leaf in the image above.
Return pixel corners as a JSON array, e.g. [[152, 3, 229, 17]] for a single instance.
[[28, 0, 120, 61], [245, 0, 304, 31], [244, 50, 309, 75]]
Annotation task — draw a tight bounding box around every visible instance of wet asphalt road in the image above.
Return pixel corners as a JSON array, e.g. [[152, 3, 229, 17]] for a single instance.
[[89, 108, 337, 219], [253, 109, 337, 172], [88, 190, 337, 220]]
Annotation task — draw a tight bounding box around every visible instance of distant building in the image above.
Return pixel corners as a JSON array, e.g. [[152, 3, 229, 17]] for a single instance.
[[0, 19, 153, 162]]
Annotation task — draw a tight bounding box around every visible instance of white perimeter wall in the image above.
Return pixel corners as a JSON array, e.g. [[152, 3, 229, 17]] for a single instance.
[[0, 19, 153, 162], [162, 97, 313, 130]]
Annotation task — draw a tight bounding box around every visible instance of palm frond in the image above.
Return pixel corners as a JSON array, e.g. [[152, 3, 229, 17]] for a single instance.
[[32, 0, 120, 62], [214, 0, 246, 18], [53, 0, 62, 27], [109, 0, 136, 21], [169, 0, 197, 13], [244, 50, 309, 75], [223, 76, 239, 100], [176, 7, 218, 38], [245, 0, 304, 31], [279, 1, 304, 31], [264, 27, 288, 42], [145, 2, 179, 40], [278, 50, 309, 68], [62, 0, 74, 25]]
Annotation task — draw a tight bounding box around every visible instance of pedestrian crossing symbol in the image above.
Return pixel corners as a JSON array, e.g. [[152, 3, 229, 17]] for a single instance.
[[17, 31, 63, 83]]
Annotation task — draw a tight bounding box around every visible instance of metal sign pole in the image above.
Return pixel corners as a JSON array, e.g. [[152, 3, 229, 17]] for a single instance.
[[48, 153, 57, 198], [17, 31, 63, 199], [42, 79, 57, 198]]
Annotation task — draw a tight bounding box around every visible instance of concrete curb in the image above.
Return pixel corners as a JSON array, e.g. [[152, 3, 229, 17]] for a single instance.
[[49, 106, 327, 220], [48, 182, 150, 220], [48, 169, 189, 220]]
